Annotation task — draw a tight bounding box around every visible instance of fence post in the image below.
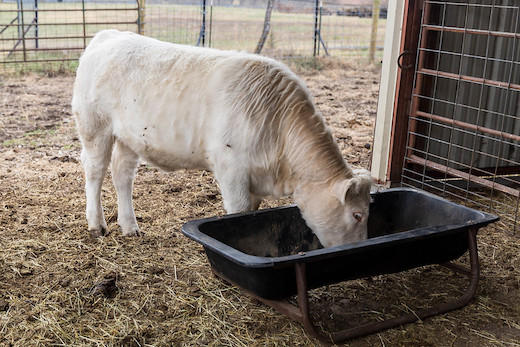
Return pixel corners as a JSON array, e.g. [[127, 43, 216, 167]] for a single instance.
[[19, 0, 26, 61], [138, 0, 145, 35], [313, 0, 319, 57], [197, 0, 206, 47], [34, 0, 38, 49], [255, 0, 274, 54], [81, 0, 86, 48], [369, 0, 380, 63], [16, 0, 21, 39], [317, 0, 321, 56], [208, 0, 213, 47]]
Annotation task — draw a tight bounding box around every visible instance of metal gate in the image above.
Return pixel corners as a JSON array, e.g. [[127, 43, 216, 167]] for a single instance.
[[401, 0, 520, 234], [1, 0, 386, 72], [0, 0, 139, 71]]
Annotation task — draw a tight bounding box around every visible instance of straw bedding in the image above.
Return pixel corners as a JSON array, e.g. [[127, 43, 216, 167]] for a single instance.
[[0, 60, 518, 346]]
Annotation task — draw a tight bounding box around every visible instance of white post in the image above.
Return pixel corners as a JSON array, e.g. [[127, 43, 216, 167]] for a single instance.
[[370, 0, 405, 184]]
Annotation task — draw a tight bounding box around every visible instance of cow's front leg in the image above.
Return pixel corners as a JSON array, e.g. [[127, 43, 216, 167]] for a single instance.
[[214, 169, 255, 214], [111, 140, 141, 236]]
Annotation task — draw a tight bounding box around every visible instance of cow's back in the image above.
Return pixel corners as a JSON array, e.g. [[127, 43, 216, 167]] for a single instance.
[[72, 30, 316, 176]]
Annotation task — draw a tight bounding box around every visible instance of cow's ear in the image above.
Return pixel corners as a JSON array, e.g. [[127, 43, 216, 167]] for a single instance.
[[333, 170, 373, 204], [333, 179, 354, 205]]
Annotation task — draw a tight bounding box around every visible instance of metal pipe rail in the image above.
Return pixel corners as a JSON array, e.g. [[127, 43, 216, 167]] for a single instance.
[[407, 154, 520, 198], [418, 67, 520, 92], [414, 110, 520, 143]]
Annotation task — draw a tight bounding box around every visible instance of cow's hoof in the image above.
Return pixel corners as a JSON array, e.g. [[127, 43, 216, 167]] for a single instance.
[[89, 227, 106, 237], [122, 228, 142, 237]]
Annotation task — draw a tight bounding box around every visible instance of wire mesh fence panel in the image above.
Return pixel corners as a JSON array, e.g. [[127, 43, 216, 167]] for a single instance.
[[194, 1, 387, 62], [208, 4, 267, 52], [0, 0, 139, 72], [141, 1, 200, 45], [145, 0, 320, 59], [320, 5, 386, 62], [261, 1, 316, 59], [1, 0, 387, 72], [401, 0, 520, 235]]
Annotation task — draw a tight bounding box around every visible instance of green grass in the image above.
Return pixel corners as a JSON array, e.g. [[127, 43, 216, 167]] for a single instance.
[[3, 128, 56, 148]]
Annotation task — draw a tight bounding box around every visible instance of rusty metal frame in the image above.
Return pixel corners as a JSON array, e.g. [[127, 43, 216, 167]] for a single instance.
[[387, 0, 425, 182], [398, 0, 520, 234], [408, 154, 520, 197], [415, 110, 520, 143], [418, 68, 520, 92], [392, 2, 520, 178], [423, 23, 520, 39], [215, 229, 480, 343]]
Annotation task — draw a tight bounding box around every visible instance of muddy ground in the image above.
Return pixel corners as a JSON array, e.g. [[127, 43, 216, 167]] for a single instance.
[[0, 61, 519, 346]]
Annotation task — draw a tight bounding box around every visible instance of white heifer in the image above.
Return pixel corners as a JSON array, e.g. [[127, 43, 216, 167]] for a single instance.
[[72, 29, 372, 247]]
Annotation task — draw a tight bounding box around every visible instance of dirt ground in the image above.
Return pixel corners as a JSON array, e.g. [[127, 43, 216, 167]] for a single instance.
[[0, 61, 519, 346]]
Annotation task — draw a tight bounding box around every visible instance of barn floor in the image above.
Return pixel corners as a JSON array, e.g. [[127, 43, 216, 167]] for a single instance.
[[0, 61, 519, 346]]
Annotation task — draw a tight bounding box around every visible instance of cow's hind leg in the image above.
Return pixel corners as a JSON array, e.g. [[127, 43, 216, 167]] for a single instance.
[[80, 131, 114, 237], [111, 140, 141, 236]]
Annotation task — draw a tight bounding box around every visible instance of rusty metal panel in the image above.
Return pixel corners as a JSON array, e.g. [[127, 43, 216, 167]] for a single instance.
[[401, 0, 520, 235]]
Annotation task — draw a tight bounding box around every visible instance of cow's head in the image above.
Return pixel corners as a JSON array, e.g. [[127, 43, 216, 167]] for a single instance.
[[296, 169, 373, 247]]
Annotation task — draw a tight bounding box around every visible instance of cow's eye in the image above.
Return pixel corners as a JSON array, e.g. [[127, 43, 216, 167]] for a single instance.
[[353, 212, 363, 222]]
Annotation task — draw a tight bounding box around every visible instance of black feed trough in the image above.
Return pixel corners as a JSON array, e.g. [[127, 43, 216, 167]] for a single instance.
[[182, 188, 498, 342]]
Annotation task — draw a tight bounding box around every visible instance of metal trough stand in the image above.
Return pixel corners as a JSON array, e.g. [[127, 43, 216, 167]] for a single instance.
[[225, 228, 480, 343]]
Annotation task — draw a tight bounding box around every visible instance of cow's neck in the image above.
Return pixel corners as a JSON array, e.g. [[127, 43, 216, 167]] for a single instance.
[[281, 111, 352, 190]]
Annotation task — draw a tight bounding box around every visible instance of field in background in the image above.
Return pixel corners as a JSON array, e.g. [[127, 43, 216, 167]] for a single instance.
[[144, 4, 386, 57], [0, 0, 386, 73]]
